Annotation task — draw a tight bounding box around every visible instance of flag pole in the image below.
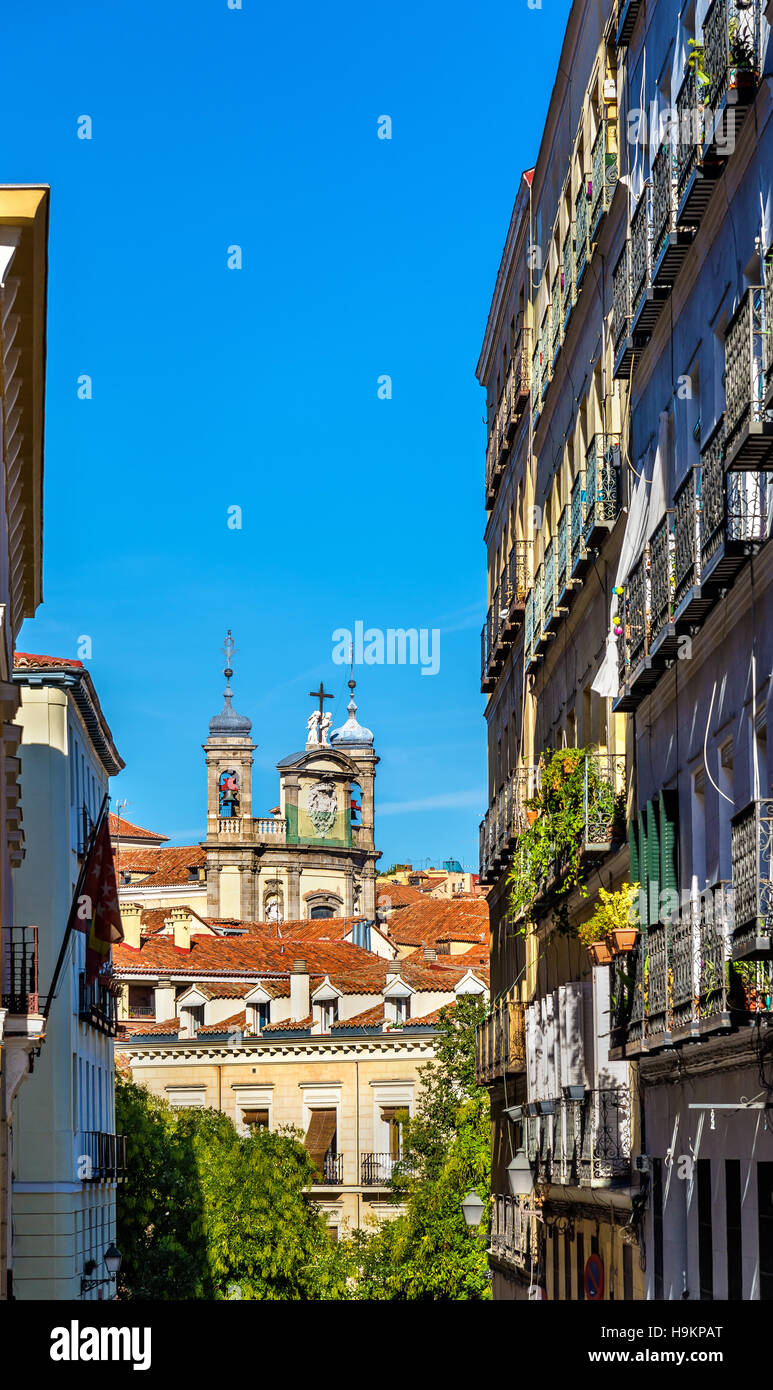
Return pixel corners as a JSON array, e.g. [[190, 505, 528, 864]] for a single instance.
[[43, 792, 110, 1020]]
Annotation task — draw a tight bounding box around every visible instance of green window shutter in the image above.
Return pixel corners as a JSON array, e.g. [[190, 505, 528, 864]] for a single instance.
[[637, 808, 648, 926], [628, 818, 640, 882], [659, 789, 679, 922], [646, 800, 660, 926]]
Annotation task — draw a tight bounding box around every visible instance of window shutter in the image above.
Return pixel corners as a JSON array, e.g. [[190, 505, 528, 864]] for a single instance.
[[637, 808, 648, 924], [646, 799, 660, 926], [304, 1109, 337, 1172], [659, 789, 679, 920], [242, 1109, 269, 1128]]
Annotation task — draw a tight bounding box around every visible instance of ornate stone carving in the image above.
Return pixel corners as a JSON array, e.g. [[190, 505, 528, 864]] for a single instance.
[[306, 781, 337, 835]]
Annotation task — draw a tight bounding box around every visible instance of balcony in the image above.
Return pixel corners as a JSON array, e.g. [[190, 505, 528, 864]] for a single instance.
[[590, 116, 618, 240], [79, 972, 119, 1038], [570, 472, 587, 579], [647, 510, 678, 660], [609, 881, 770, 1057], [512, 331, 532, 420], [490, 1194, 529, 1265], [651, 140, 693, 287], [731, 799, 773, 960], [673, 464, 712, 627], [724, 286, 773, 470], [538, 539, 559, 648], [531, 337, 542, 427], [562, 227, 575, 329], [525, 1089, 631, 1187], [612, 241, 635, 378], [312, 1153, 344, 1184], [556, 506, 570, 604], [675, 66, 722, 224], [630, 183, 668, 336], [550, 289, 562, 370], [703, 0, 760, 149], [700, 417, 767, 587], [526, 567, 544, 673], [575, 178, 590, 287], [539, 310, 551, 403], [475, 999, 527, 1086], [360, 1153, 411, 1186], [80, 1131, 127, 1183], [616, 0, 643, 46], [480, 542, 531, 693], [582, 751, 626, 854], [2, 925, 40, 1015], [582, 434, 620, 550]]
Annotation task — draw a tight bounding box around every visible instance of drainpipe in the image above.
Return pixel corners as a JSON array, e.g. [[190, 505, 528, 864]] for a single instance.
[[356, 1058, 360, 1230]]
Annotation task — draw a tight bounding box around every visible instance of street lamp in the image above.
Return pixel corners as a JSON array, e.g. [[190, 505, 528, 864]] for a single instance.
[[461, 1189, 486, 1229], [506, 1147, 534, 1199], [81, 1242, 122, 1295]]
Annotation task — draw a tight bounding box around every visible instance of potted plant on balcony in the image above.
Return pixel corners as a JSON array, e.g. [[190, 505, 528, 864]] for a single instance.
[[578, 882, 640, 961], [731, 961, 771, 1013], [577, 916, 613, 965], [728, 16, 756, 100]]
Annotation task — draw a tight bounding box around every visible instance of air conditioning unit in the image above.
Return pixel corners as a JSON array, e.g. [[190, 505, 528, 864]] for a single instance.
[[634, 1154, 651, 1173]]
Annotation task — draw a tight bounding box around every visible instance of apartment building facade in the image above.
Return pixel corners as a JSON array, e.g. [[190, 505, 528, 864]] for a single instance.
[[477, 0, 773, 1301], [11, 654, 125, 1300], [0, 187, 48, 1301]]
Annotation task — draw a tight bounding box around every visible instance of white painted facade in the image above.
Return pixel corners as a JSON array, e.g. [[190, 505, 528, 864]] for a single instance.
[[11, 675, 124, 1299]]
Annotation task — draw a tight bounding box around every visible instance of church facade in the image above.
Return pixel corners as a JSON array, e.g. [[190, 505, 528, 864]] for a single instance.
[[203, 636, 380, 924]]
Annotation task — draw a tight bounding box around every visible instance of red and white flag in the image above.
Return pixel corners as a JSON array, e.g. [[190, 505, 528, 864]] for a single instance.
[[69, 815, 124, 983]]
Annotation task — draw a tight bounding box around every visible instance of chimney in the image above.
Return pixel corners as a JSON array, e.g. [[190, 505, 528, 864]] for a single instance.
[[386, 958, 403, 983], [423, 947, 437, 962], [290, 958, 310, 1020], [169, 906, 193, 952], [120, 903, 143, 951]]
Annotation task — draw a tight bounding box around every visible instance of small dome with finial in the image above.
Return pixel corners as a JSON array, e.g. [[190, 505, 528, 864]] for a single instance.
[[209, 629, 252, 736], [330, 679, 373, 747]]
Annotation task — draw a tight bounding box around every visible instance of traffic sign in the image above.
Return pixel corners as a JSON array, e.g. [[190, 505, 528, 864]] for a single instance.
[[584, 1253, 604, 1301]]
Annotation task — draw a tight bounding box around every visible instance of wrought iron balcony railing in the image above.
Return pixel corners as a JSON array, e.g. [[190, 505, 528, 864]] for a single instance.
[[673, 465, 702, 616], [590, 116, 618, 237], [312, 1153, 344, 1184], [583, 435, 620, 548], [649, 510, 676, 652], [541, 538, 557, 640], [651, 139, 694, 285], [512, 330, 532, 415], [531, 337, 542, 424], [612, 241, 631, 357], [550, 287, 562, 368], [360, 1153, 412, 1185], [570, 471, 586, 578], [79, 972, 119, 1037], [80, 1131, 127, 1183], [575, 177, 590, 284], [475, 999, 527, 1086], [675, 66, 703, 208], [731, 799, 773, 959], [630, 184, 652, 321], [583, 751, 626, 851], [724, 286, 773, 468], [704, 0, 759, 125], [2, 925, 40, 1014], [557, 505, 569, 601], [491, 1194, 529, 1264], [525, 1089, 631, 1186], [562, 227, 575, 325], [539, 310, 551, 403]]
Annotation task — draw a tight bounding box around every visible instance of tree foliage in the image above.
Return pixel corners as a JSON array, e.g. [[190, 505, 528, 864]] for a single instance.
[[116, 1075, 348, 1300]]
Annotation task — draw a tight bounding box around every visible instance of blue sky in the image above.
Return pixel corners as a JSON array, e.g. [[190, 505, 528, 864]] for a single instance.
[[5, 0, 571, 868]]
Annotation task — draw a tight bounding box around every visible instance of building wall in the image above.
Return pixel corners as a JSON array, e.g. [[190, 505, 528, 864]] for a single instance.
[[122, 1036, 435, 1234], [11, 686, 118, 1300]]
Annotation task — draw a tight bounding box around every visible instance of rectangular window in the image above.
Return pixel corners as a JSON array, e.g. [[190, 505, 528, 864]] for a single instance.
[[726, 1159, 742, 1300], [304, 1108, 337, 1179], [653, 1157, 664, 1299], [242, 1108, 269, 1130], [697, 1158, 714, 1299], [757, 1161, 773, 1301]]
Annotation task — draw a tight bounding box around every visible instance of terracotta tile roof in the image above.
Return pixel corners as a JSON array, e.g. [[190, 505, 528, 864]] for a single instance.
[[386, 897, 488, 948], [402, 1005, 449, 1027], [135, 905, 212, 937], [331, 1003, 385, 1030], [262, 1013, 313, 1033], [112, 932, 381, 982], [14, 651, 84, 671], [116, 848, 162, 875], [197, 1010, 248, 1035], [129, 844, 206, 886], [109, 812, 169, 843], [118, 1016, 180, 1037], [376, 882, 426, 908]]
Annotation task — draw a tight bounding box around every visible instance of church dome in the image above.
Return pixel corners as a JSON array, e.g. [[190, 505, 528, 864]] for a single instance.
[[209, 687, 252, 736], [209, 630, 252, 736], [330, 682, 373, 747]]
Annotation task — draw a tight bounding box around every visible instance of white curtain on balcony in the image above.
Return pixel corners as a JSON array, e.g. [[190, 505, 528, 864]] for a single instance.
[[647, 412, 670, 538], [671, 18, 686, 102]]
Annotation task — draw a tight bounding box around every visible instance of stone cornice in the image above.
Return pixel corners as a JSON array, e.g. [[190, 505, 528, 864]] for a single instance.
[[116, 1035, 437, 1065]]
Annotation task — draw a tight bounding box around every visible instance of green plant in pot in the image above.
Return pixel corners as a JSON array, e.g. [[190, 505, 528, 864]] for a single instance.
[[577, 913, 612, 965], [579, 882, 640, 960], [728, 15, 756, 87]]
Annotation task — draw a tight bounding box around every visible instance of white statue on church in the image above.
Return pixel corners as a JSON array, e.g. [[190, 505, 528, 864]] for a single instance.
[[319, 712, 332, 745], [306, 710, 321, 744]]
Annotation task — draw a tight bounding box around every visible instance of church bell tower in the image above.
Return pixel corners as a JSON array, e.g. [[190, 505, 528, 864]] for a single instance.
[[203, 631, 256, 918]]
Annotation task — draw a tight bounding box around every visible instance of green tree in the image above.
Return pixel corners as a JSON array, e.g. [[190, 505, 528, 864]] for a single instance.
[[337, 995, 492, 1300], [116, 1076, 349, 1300]]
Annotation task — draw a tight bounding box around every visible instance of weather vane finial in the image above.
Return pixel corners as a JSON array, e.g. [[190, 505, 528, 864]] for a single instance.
[[221, 629, 238, 683]]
